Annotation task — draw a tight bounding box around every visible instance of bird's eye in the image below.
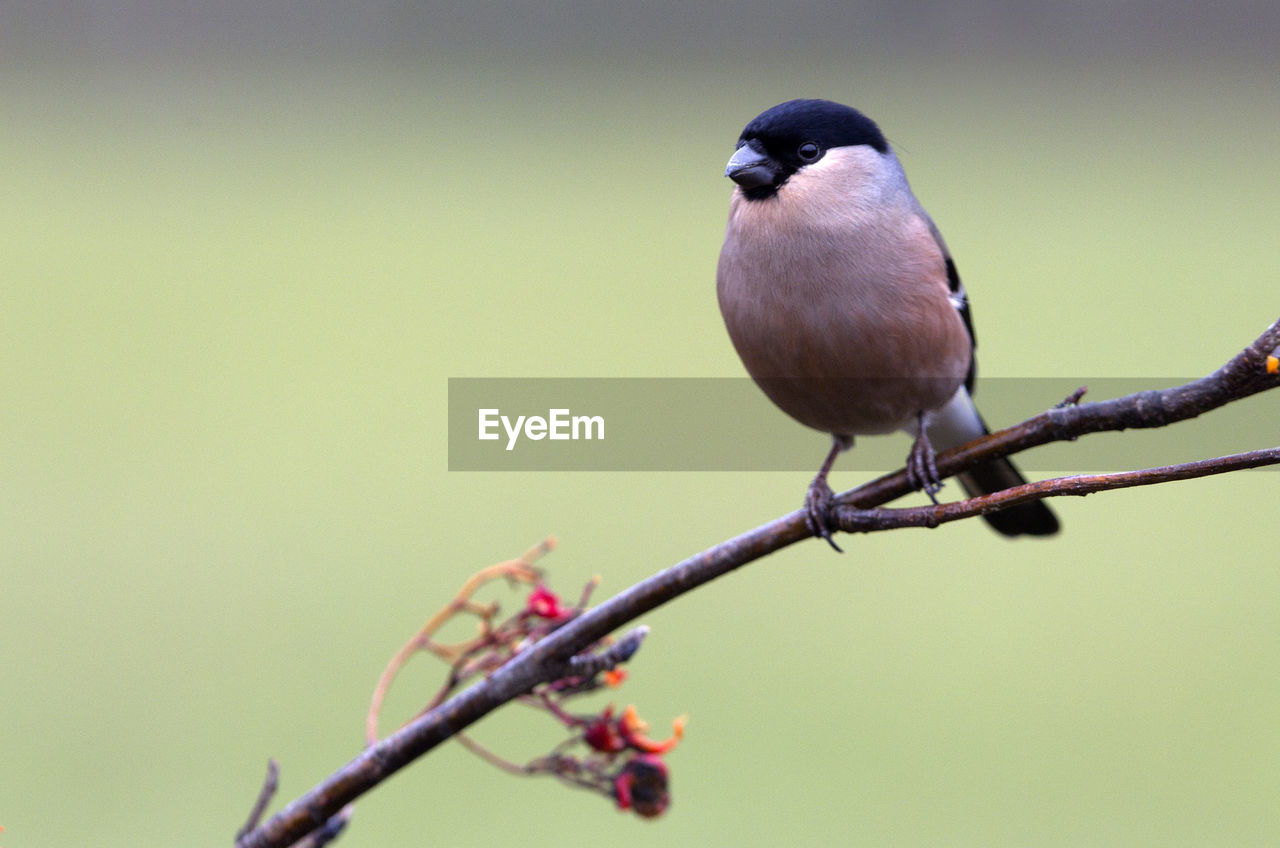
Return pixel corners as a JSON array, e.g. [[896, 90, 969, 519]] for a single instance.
[[797, 142, 822, 162]]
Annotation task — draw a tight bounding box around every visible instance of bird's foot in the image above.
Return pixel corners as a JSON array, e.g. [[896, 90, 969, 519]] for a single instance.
[[906, 428, 943, 504], [804, 478, 844, 553]]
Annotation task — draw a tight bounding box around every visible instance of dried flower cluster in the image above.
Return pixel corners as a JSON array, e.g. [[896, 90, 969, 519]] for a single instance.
[[366, 538, 684, 818]]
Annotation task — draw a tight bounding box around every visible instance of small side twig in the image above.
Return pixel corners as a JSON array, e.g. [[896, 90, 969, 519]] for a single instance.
[[1055, 385, 1088, 408], [236, 759, 280, 843], [562, 626, 649, 679], [453, 732, 532, 776]]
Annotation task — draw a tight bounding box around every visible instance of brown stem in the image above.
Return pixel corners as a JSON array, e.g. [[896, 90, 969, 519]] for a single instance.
[[235, 759, 279, 843], [835, 446, 1280, 531]]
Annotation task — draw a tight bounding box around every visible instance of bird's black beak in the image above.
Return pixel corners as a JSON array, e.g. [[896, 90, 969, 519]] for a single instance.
[[724, 141, 780, 189]]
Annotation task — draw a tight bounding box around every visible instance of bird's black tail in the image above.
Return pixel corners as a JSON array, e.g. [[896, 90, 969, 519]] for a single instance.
[[924, 387, 1061, 538], [957, 457, 1060, 537]]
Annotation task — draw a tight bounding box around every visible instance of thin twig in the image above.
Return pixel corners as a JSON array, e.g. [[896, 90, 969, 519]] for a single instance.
[[563, 626, 650, 678], [835, 446, 1280, 531], [454, 733, 531, 776], [235, 759, 279, 842]]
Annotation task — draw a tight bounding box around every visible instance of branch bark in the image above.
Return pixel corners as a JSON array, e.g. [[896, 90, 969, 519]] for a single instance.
[[835, 446, 1280, 531], [237, 317, 1280, 848]]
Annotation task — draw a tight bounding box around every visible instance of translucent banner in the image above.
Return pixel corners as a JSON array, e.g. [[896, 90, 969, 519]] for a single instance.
[[447, 378, 1279, 472]]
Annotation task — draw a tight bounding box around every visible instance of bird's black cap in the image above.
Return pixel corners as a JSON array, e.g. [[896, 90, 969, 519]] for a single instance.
[[729, 100, 889, 200], [739, 99, 888, 157]]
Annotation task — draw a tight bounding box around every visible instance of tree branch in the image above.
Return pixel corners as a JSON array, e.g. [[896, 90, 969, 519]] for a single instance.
[[237, 317, 1280, 848], [840, 317, 1280, 510], [835, 446, 1280, 531]]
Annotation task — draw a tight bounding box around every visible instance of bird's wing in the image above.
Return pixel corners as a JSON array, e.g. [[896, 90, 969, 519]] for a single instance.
[[923, 215, 977, 393]]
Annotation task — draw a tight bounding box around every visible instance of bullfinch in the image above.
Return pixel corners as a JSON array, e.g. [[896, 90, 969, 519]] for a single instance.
[[716, 98, 1059, 548]]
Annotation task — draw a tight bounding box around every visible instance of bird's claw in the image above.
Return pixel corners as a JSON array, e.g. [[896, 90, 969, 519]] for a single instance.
[[906, 430, 943, 504], [804, 479, 844, 552]]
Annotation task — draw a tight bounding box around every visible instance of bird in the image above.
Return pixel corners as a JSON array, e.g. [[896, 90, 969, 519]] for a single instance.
[[716, 98, 1059, 549]]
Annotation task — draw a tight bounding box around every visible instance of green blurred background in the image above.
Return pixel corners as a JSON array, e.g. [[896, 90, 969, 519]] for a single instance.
[[3, 3, 1279, 845]]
